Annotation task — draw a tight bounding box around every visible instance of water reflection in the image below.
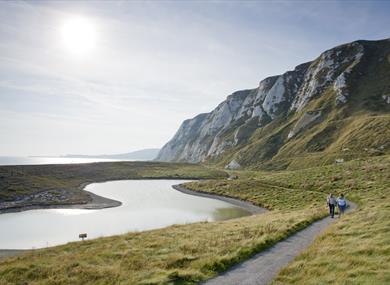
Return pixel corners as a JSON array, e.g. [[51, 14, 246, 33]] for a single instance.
[[0, 180, 251, 249], [52, 209, 97, 215]]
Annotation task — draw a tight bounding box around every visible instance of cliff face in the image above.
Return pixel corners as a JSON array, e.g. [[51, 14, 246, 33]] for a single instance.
[[156, 39, 390, 168]]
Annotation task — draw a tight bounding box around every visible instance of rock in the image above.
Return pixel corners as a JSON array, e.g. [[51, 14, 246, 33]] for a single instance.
[[335, 94, 348, 105], [288, 110, 322, 139], [291, 42, 364, 111], [382, 94, 390, 104], [155, 40, 377, 163], [227, 175, 238, 180], [225, 160, 241, 170]]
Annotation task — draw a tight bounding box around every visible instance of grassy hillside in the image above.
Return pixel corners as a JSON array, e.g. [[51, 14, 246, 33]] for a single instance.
[[189, 156, 390, 284], [212, 40, 390, 170], [269, 157, 390, 284], [273, 198, 390, 285], [1, 156, 388, 284]]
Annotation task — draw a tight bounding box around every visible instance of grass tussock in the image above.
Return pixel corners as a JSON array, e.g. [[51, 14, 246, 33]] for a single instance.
[[0, 209, 323, 285], [272, 199, 390, 285], [184, 180, 325, 211], [271, 156, 390, 284], [0, 156, 389, 284]]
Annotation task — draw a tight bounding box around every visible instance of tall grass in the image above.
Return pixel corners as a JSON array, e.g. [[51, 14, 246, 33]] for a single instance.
[[0, 209, 323, 285], [271, 156, 390, 284], [0, 156, 388, 284]]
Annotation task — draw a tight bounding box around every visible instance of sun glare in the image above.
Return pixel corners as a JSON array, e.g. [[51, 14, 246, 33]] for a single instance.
[[61, 16, 97, 55]]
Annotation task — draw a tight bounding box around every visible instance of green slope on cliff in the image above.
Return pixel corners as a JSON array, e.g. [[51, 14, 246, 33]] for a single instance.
[[211, 40, 390, 170]]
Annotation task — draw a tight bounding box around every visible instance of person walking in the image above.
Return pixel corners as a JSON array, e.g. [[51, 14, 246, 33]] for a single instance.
[[337, 194, 347, 217], [327, 193, 336, 218]]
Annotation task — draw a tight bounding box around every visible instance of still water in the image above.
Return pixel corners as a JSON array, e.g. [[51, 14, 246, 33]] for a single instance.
[[0, 156, 122, 166], [0, 180, 250, 249]]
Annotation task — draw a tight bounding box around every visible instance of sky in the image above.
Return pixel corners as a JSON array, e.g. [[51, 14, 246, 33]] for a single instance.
[[0, 0, 389, 156]]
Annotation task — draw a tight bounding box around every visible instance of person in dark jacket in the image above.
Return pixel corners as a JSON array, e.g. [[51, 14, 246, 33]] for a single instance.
[[327, 193, 336, 218]]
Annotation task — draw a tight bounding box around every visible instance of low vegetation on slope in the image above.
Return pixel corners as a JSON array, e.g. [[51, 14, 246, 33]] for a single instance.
[[0, 156, 388, 284], [273, 198, 390, 285], [157, 39, 390, 170], [271, 156, 390, 285], [0, 210, 323, 285], [195, 155, 390, 284], [184, 179, 324, 211], [0, 168, 328, 284]]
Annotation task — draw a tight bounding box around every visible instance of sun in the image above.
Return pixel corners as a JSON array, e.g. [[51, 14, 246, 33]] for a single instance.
[[61, 16, 97, 55]]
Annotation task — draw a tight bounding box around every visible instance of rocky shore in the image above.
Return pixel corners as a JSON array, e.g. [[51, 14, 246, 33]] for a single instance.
[[0, 184, 121, 215]]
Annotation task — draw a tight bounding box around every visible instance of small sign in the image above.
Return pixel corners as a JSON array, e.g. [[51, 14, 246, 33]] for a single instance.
[[79, 233, 87, 241]]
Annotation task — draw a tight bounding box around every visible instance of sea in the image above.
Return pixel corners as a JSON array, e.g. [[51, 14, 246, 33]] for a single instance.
[[0, 156, 128, 166]]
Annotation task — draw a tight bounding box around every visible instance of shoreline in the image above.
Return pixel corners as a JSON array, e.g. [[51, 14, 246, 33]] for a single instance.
[[0, 181, 267, 216], [172, 184, 267, 215], [0, 178, 206, 215], [0, 181, 267, 260], [0, 183, 122, 215]]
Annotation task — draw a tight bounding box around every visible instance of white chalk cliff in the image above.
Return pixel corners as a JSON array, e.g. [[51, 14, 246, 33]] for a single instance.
[[156, 39, 389, 163]]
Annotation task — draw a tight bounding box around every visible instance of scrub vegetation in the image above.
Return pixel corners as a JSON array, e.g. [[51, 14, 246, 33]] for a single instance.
[[0, 161, 227, 211], [1, 155, 388, 284]]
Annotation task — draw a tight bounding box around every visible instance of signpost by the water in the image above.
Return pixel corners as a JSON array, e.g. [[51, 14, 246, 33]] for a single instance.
[[79, 233, 87, 241]]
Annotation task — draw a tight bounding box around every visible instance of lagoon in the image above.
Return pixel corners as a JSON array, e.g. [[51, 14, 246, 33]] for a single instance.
[[0, 180, 250, 249]]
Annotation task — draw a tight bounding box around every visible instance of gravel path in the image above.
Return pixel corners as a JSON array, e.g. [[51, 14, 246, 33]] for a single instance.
[[203, 201, 357, 285]]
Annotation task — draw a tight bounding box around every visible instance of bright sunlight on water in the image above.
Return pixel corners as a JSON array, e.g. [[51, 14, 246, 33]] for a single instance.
[[0, 180, 250, 249]]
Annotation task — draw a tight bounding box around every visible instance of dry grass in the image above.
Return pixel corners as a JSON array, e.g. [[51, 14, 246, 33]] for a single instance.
[[184, 180, 325, 211], [0, 209, 323, 285], [271, 156, 390, 285], [0, 156, 388, 284], [272, 199, 390, 285]]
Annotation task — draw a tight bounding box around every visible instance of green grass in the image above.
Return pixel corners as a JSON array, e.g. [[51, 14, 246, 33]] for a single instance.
[[184, 180, 325, 211], [269, 156, 390, 284], [0, 156, 389, 284], [0, 163, 329, 284], [190, 156, 390, 284], [272, 199, 390, 285], [0, 209, 323, 285], [207, 40, 390, 170]]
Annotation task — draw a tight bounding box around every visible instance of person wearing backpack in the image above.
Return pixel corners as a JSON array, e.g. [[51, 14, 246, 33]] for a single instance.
[[327, 193, 336, 218], [337, 194, 347, 217]]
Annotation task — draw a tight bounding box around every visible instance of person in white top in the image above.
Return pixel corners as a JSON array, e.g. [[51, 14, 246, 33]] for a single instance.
[[327, 193, 336, 218]]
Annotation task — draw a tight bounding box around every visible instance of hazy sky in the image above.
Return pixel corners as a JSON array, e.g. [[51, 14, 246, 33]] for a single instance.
[[1, 0, 389, 156]]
